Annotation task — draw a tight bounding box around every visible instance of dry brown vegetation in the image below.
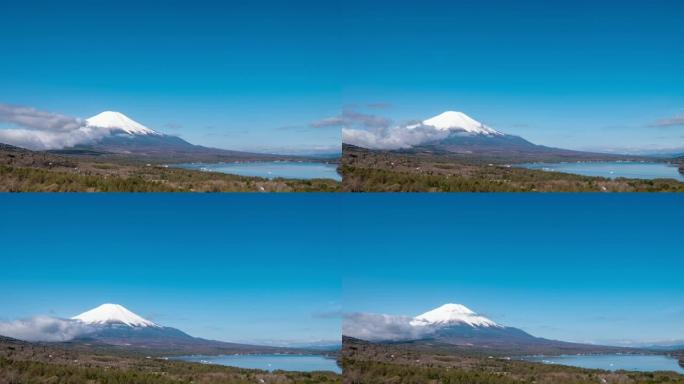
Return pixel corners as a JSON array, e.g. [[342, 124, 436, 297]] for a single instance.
[[342, 145, 684, 192], [0, 337, 340, 384], [342, 338, 684, 384], [0, 144, 340, 192]]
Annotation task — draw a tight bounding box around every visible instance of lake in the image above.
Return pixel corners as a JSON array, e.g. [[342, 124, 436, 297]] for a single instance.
[[175, 161, 341, 181], [526, 354, 684, 374], [175, 354, 341, 373], [518, 161, 684, 182]]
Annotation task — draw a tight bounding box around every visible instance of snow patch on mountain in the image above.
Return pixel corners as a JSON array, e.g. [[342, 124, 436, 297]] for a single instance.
[[415, 111, 502, 136], [72, 304, 159, 328], [86, 111, 159, 136], [410, 303, 500, 328], [0, 316, 94, 342], [342, 110, 505, 150], [0, 104, 165, 150], [344, 303, 504, 341]]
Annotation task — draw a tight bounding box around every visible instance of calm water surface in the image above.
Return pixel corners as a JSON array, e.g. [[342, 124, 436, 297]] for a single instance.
[[176, 161, 341, 181], [518, 161, 684, 182], [526, 354, 684, 374], [175, 354, 341, 373]]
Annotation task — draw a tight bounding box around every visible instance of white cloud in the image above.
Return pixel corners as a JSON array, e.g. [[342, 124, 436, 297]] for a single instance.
[[323, 107, 453, 150], [342, 124, 450, 150], [0, 103, 110, 150], [652, 114, 684, 127], [0, 316, 94, 342], [0, 104, 84, 131], [0, 127, 111, 151], [311, 109, 391, 129], [342, 312, 434, 342]]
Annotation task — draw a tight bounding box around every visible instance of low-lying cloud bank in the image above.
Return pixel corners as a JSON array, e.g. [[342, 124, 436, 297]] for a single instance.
[[343, 312, 433, 342], [320, 108, 449, 150], [0, 316, 93, 342], [0, 103, 109, 150], [342, 124, 451, 150], [652, 114, 684, 128], [311, 109, 391, 130]]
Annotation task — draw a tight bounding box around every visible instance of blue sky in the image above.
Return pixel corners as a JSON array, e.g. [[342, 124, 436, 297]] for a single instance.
[[339, 0, 684, 152], [2, 0, 683, 153], [0, 0, 341, 154], [341, 194, 684, 345], [0, 195, 341, 345], [1, 194, 683, 346]]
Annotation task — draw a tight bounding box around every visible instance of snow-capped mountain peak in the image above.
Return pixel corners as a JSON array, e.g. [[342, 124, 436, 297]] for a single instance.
[[86, 111, 159, 136], [72, 303, 159, 328], [410, 303, 500, 328], [418, 111, 502, 136]]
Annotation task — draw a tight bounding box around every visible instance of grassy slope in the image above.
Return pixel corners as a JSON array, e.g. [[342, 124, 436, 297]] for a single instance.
[[342, 338, 684, 384], [0, 337, 340, 384], [0, 145, 340, 192], [342, 145, 684, 192]]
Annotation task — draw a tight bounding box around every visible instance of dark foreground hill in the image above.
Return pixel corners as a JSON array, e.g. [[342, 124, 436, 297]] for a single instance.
[[342, 144, 684, 192], [0, 143, 340, 192], [0, 336, 340, 384], [342, 337, 684, 384]]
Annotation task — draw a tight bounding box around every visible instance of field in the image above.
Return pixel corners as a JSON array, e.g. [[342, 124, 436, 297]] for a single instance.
[[342, 337, 684, 384], [0, 144, 340, 192], [341, 145, 684, 192], [0, 336, 340, 384]]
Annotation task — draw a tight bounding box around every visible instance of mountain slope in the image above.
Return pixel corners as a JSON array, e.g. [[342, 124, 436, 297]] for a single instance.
[[409, 111, 503, 136], [410, 303, 501, 328], [342, 336, 682, 384], [395, 111, 637, 162], [0, 336, 341, 382], [407, 303, 540, 347], [68, 304, 313, 355], [54, 111, 306, 163], [86, 111, 160, 136], [346, 303, 633, 354], [72, 303, 158, 328]]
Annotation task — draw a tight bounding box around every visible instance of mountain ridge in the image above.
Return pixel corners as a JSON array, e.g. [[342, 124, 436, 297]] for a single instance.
[[86, 111, 160, 136], [345, 303, 642, 355], [43, 110, 334, 163], [61, 303, 329, 356], [412, 110, 620, 161], [349, 110, 653, 163], [72, 303, 159, 328], [410, 303, 501, 328], [409, 111, 503, 136]]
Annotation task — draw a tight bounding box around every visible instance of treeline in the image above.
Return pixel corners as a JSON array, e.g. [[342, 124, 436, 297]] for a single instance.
[[343, 359, 519, 384], [0, 165, 178, 192], [341, 165, 684, 192], [0, 356, 181, 384], [0, 165, 341, 192], [341, 166, 520, 192], [0, 356, 340, 384], [342, 358, 684, 384]]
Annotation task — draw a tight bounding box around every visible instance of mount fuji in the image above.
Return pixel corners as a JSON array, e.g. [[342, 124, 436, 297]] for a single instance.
[[85, 111, 161, 136], [385, 110, 631, 162], [348, 303, 631, 354], [72, 303, 159, 328], [406, 303, 541, 346], [67, 303, 303, 355], [56, 111, 295, 162], [410, 303, 502, 328], [408, 111, 504, 136]]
